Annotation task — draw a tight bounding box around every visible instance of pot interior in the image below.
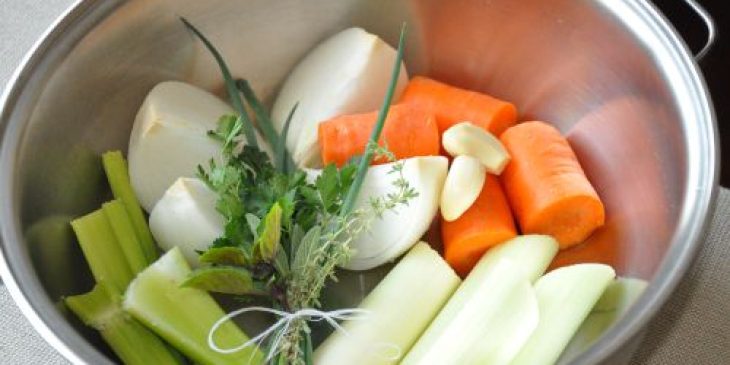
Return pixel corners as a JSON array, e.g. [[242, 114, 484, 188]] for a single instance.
[[4, 0, 712, 363]]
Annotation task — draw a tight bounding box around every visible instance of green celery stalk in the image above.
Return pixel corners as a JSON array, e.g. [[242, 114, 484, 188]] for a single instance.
[[102, 151, 158, 264], [102, 200, 148, 274], [65, 282, 182, 365], [124, 248, 263, 365], [71, 209, 134, 292], [26, 215, 93, 300]]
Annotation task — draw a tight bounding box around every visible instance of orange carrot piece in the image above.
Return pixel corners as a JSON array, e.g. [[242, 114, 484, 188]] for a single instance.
[[399, 76, 518, 136], [500, 121, 605, 249], [318, 104, 440, 167], [442, 175, 517, 276]]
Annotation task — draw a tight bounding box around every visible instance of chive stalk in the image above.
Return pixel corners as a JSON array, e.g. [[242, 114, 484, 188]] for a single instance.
[[102, 151, 158, 264], [181, 18, 258, 148], [65, 282, 182, 365], [236, 79, 279, 148], [341, 24, 407, 215]]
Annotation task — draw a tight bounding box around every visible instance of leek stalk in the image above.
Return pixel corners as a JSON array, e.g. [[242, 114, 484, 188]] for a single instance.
[[401, 235, 559, 365], [314, 242, 460, 365], [510, 263, 616, 365], [559, 277, 647, 362]]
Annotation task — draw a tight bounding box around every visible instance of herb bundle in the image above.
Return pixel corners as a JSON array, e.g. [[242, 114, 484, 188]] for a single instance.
[[180, 19, 410, 365]]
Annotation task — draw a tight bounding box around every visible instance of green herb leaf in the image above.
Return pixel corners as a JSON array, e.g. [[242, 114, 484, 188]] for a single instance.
[[182, 266, 265, 295], [255, 203, 283, 261], [245, 214, 261, 241], [291, 226, 321, 277], [199, 246, 250, 266]]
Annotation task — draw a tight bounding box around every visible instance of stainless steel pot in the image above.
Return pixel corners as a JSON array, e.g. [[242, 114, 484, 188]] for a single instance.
[[0, 0, 718, 364]]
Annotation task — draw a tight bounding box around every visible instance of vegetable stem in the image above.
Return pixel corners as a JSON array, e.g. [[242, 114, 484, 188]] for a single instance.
[[102, 151, 158, 264], [102, 200, 148, 274], [181, 17, 258, 148], [124, 248, 263, 365], [71, 209, 134, 292], [236, 79, 279, 148], [65, 282, 183, 365], [341, 23, 407, 215]]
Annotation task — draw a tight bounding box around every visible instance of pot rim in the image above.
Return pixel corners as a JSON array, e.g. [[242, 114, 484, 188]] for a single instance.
[[0, 1, 718, 364]]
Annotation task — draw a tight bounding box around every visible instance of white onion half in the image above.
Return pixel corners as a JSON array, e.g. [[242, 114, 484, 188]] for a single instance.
[[344, 156, 448, 270]]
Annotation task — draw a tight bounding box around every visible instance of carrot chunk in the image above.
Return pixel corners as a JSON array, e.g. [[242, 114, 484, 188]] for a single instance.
[[500, 121, 605, 249], [399, 76, 517, 136], [318, 104, 440, 166], [442, 175, 517, 276]]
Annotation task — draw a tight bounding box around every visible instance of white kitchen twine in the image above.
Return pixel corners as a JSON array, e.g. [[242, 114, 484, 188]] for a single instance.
[[208, 306, 402, 363]]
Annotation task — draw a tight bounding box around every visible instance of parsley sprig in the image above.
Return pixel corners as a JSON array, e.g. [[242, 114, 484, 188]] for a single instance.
[[181, 18, 409, 365]]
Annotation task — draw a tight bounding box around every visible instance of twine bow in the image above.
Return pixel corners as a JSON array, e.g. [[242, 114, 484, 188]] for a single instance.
[[208, 306, 372, 362]]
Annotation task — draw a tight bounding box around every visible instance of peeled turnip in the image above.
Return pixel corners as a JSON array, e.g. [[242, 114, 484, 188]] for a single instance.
[[128, 81, 266, 212], [148, 177, 222, 266], [271, 27, 409, 168], [344, 156, 448, 270]]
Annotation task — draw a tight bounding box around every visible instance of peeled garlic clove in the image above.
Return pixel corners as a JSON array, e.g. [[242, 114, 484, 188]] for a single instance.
[[442, 122, 510, 174], [440, 155, 486, 222], [148, 177, 223, 267], [271, 27, 409, 168]]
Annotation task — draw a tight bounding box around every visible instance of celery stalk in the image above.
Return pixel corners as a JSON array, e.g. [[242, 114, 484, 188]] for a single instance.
[[559, 277, 647, 362], [510, 263, 616, 365], [401, 235, 559, 365], [314, 242, 461, 365], [103, 200, 148, 274], [65, 282, 182, 364], [102, 151, 157, 264], [124, 248, 263, 365], [71, 209, 134, 292], [26, 215, 92, 299]]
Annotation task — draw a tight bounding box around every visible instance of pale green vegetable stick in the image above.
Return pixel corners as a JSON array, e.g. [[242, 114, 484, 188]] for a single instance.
[[314, 242, 460, 365], [71, 209, 134, 292], [102, 200, 148, 274], [558, 277, 647, 363], [102, 151, 158, 264], [65, 282, 183, 365], [402, 235, 559, 365], [123, 247, 263, 365], [511, 263, 616, 365]]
